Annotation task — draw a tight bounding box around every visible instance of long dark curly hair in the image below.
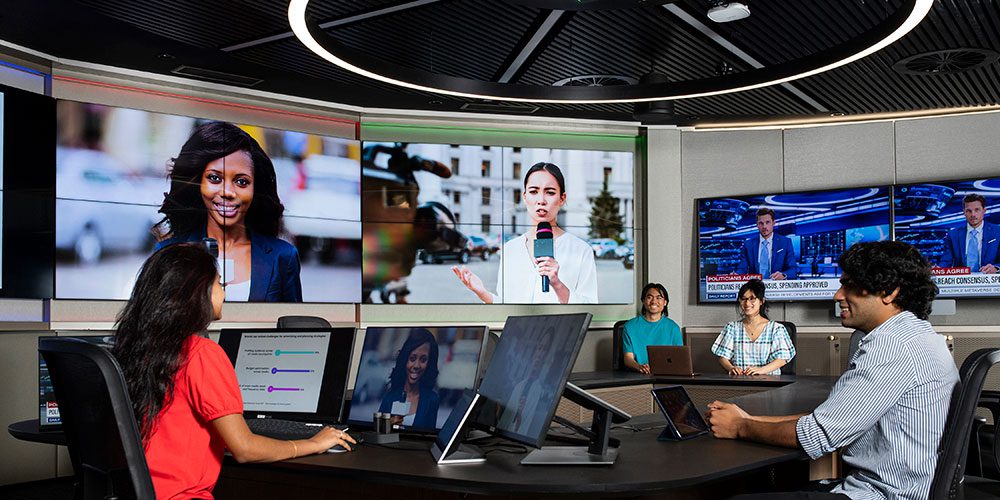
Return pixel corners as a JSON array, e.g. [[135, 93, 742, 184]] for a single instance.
[[154, 121, 284, 239], [387, 328, 439, 393], [112, 243, 218, 442], [838, 241, 938, 320]]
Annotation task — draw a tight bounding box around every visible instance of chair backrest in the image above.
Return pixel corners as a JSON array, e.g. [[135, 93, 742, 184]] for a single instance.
[[847, 329, 865, 365], [931, 348, 1000, 500], [777, 320, 797, 375], [276, 315, 332, 329], [612, 320, 628, 371], [39, 337, 155, 500]]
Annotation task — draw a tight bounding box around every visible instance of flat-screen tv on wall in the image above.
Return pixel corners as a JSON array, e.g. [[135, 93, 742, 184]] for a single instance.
[[894, 177, 1000, 298], [54, 101, 361, 302], [360, 142, 635, 304], [697, 186, 892, 302]]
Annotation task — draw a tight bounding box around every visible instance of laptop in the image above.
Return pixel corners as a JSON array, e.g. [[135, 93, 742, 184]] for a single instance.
[[218, 327, 356, 440], [646, 345, 699, 376]]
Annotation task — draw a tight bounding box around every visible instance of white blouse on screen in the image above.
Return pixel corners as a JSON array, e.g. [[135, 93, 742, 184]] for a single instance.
[[490, 232, 598, 304]]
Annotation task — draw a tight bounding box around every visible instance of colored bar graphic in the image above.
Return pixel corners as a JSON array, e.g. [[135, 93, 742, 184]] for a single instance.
[[273, 350, 318, 356], [271, 367, 314, 374], [267, 386, 303, 392]]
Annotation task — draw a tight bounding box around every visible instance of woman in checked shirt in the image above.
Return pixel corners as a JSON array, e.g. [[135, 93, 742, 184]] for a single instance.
[[711, 279, 795, 375]]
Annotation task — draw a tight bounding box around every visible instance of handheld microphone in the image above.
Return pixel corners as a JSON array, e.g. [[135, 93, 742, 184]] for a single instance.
[[534, 222, 554, 292]]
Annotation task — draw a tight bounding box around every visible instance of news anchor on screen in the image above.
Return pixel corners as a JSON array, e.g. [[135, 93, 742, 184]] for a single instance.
[[939, 194, 999, 273], [452, 162, 598, 303], [153, 121, 303, 302], [735, 208, 797, 280]]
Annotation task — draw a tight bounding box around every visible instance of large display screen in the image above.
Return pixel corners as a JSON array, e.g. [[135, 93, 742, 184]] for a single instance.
[[54, 101, 361, 302], [697, 187, 891, 302], [361, 142, 635, 304], [894, 178, 1000, 298]]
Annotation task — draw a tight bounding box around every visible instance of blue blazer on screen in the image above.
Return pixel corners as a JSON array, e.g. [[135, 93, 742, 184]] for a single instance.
[[939, 222, 1000, 270], [155, 229, 303, 302], [735, 233, 798, 279]]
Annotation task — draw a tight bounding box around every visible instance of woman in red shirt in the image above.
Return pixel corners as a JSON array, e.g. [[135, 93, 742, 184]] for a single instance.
[[112, 243, 355, 499]]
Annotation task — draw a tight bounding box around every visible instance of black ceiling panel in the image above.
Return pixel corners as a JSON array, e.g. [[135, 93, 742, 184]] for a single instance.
[[10, 0, 997, 122]]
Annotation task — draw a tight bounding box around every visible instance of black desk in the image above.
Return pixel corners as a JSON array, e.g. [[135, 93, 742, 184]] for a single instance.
[[9, 375, 839, 498], [216, 375, 838, 499]]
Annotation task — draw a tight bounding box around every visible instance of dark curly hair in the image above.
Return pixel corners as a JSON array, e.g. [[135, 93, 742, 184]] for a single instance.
[[154, 121, 284, 239], [387, 328, 439, 392], [112, 243, 218, 442], [838, 241, 938, 320], [737, 279, 769, 320]]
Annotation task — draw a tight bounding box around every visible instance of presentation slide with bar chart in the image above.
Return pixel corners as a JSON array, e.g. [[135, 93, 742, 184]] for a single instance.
[[234, 332, 330, 413]]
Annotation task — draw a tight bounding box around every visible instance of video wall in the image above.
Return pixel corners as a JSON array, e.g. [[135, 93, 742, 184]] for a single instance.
[[361, 142, 635, 304], [50, 101, 636, 304], [698, 179, 1000, 302], [55, 101, 362, 302]]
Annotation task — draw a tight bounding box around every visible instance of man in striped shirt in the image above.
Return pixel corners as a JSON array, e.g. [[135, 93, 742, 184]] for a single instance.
[[707, 241, 959, 500]]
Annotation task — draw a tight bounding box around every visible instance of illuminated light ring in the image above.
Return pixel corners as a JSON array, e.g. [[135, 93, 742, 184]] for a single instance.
[[763, 188, 881, 207], [288, 0, 932, 104], [973, 179, 1000, 192]]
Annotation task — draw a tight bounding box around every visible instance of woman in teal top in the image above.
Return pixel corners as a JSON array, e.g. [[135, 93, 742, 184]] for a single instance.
[[622, 283, 683, 374]]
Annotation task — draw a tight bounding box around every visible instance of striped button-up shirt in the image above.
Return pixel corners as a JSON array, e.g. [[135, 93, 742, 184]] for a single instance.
[[796, 311, 958, 500]]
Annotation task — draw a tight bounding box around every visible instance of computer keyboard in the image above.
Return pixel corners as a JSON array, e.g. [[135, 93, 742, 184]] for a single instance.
[[245, 418, 345, 440]]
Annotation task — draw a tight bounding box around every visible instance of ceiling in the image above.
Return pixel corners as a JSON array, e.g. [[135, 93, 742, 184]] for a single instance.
[[4, 0, 1000, 124]]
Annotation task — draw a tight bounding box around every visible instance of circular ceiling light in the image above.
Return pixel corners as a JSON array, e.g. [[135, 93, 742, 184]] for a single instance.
[[288, 0, 933, 104]]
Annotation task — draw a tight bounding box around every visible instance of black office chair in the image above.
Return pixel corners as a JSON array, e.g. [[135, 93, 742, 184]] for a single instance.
[[930, 348, 1000, 500], [847, 329, 865, 365], [777, 320, 797, 375], [276, 315, 332, 329], [39, 337, 155, 500], [975, 391, 1000, 480], [611, 320, 628, 371]]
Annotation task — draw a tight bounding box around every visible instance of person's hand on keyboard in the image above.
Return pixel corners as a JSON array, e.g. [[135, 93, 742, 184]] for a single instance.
[[309, 426, 357, 453]]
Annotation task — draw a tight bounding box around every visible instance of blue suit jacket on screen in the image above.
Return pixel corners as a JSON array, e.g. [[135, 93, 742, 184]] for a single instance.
[[735, 233, 798, 279], [939, 222, 1000, 269], [155, 229, 303, 302]]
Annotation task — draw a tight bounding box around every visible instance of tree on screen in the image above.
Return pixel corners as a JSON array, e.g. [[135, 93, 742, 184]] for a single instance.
[[589, 178, 624, 241]]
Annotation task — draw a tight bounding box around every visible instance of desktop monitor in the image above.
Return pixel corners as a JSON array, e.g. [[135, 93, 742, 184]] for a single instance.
[[476, 313, 592, 448], [347, 325, 488, 433], [218, 328, 356, 424]]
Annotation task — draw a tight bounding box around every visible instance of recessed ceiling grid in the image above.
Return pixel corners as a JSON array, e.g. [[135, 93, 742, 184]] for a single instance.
[[327, 0, 538, 81], [794, 0, 1000, 113], [675, 0, 900, 66], [518, 7, 748, 88]]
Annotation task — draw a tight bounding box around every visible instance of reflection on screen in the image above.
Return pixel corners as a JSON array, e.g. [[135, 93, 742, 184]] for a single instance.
[[477, 313, 590, 447], [348, 326, 486, 432], [654, 387, 708, 437]]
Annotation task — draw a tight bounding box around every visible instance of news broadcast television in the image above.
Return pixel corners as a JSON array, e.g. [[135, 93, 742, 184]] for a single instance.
[[697, 186, 891, 302], [347, 325, 488, 433], [218, 328, 356, 424], [476, 313, 592, 448], [54, 100, 361, 302], [361, 142, 635, 304], [894, 177, 1000, 298]]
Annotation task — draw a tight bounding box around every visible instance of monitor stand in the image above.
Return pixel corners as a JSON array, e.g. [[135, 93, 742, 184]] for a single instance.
[[521, 383, 629, 466], [431, 390, 487, 465]]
